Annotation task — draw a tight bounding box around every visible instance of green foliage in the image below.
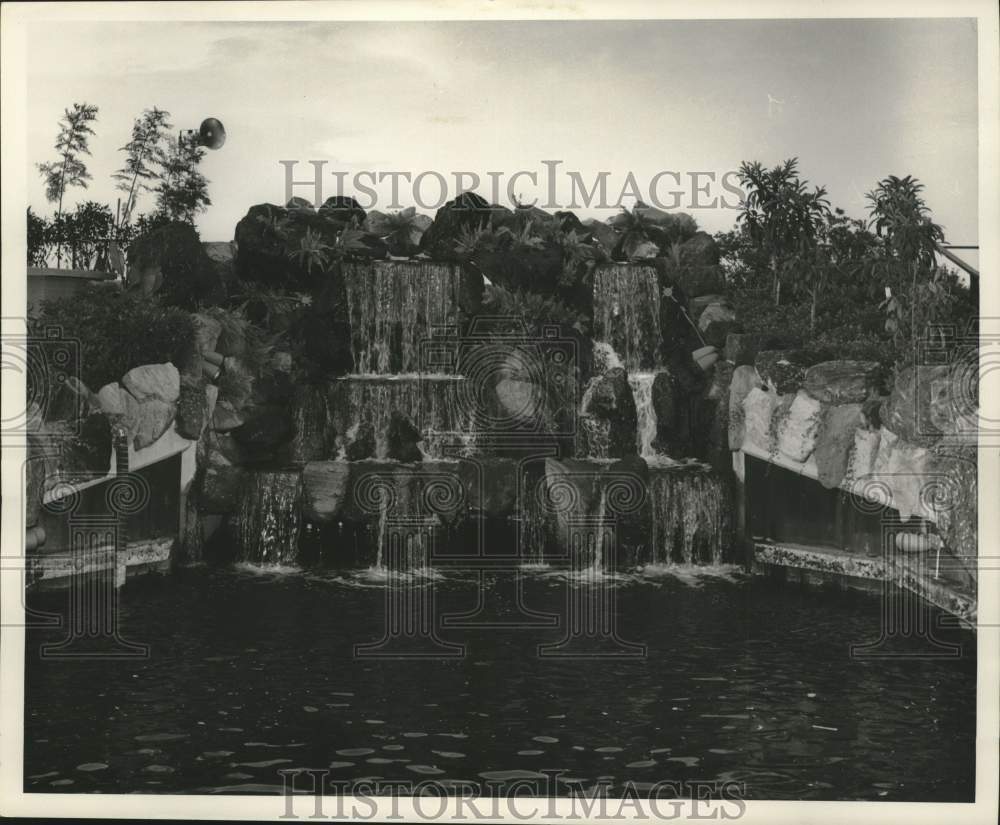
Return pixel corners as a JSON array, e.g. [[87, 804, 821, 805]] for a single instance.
[[288, 227, 332, 275], [230, 281, 309, 332], [865, 175, 951, 354], [29, 286, 196, 395], [26, 201, 116, 270], [113, 107, 173, 226], [736, 158, 829, 304], [27, 208, 48, 267], [203, 305, 282, 380], [36, 102, 99, 207], [155, 137, 211, 223], [36, 102, 100, 268], [128, 221, 222, 309], [723, 163, 973, 369], [481, 284, 589, 337], [381, 209, 419, 255]]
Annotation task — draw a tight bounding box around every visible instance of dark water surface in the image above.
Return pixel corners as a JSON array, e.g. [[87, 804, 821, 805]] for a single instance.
[[24, 564, 976, 800]]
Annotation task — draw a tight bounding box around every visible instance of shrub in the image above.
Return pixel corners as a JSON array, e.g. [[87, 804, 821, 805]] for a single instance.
[[29, 285, 196, 398], [128, 220, 223, 309]]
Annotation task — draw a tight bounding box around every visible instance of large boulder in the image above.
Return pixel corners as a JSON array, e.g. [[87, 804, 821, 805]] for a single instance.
[[844, 426, 881, 489], [125, 396, 176, 450], [582, 219, 621, 254], [931, 446, 977, 582], [631, 205, 698, 244], [727, 364, 763, 449], [582, 368, 638, 458], [775, 390, 822, 463], [175, 373, 208, 440], [233, 203, 294, 288], [127, 222, 224, 309], [677, 231, 719, 266], [418, 191, 498, 260], [231, 404, 293, 449], [697, 299, 741, 349], [200, 431, 246, 513], [814, 403, 864, 489], [741, 387, 779, 454], [317, 195, 366, 226], [724, 333, 761, 367], [885, 439, 934, 522], [302, 460, 352, 521], [699, 359, 735, 470], [202, 241, 237, 287], [122, 362, 180, 405], [344, 422, 376, 462], [385, 412, 423, 462], [804, 360, 884, 405], [883, 364, 975, 446], [234, 203, 381, 291], [688, 294, 725, 323], [755, 349, 817, 395]]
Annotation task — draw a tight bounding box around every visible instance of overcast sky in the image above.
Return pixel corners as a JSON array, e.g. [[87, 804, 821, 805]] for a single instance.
[[26, 18, 978, 262]]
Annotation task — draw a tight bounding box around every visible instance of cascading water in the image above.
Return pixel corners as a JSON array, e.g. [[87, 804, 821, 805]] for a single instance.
[[342, 261, 462, 375], [647, 466, 730, 565], [575, 376, 611, 459], [592, 264, 662, 371], [591, 486, 608, 573], [289, 385, 332, 464], [628, 372, 658, 459], [327, 375, 474, 460], [234, 470, 304, 565]]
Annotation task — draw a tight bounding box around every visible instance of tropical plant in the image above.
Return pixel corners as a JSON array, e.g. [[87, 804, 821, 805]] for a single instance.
[[36, 102, 99, 267], [231, 282, 306, 329], [381, 209, 419, 256], [29, 285, 196, 393], [556, 228, 605, 289], [288, 227, 332, 275], [59, 201, 115, 270], [113, 107, 173, 229], [154, 135, 211, 222], [736, 158, 829, 304], [454, 221, 496, 259], [203, 305, 283, 379], [612, 206, 656, 261], [865, 175, 949, 354]]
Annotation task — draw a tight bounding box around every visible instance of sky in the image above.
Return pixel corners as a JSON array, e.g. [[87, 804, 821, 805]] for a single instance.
[[26, 18, 979, 268]]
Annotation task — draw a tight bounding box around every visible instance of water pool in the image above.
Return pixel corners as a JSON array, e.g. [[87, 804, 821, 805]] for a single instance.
[[24, 564, 976, 800]]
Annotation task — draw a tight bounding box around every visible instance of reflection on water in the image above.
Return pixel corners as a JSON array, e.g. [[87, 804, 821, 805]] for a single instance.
[[24, 565, 975, 800]]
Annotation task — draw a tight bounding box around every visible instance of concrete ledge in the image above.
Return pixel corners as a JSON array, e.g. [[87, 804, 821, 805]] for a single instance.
[[753, 540, 976, 629], [26, 537, 174, 591]]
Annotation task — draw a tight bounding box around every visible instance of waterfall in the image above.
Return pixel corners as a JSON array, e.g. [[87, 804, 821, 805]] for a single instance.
[[234, 470, 303, 565], [373, 492, 389, 571], [647, 466, 730, 565], [327, 375, 474, 460], [628, 372, 658, 459], [342, 261, 461, 375], [575, 376, 610, 459], [591, 486, 608, 573], [592, 264, 662, 371], [289, 385, 332, 464]]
